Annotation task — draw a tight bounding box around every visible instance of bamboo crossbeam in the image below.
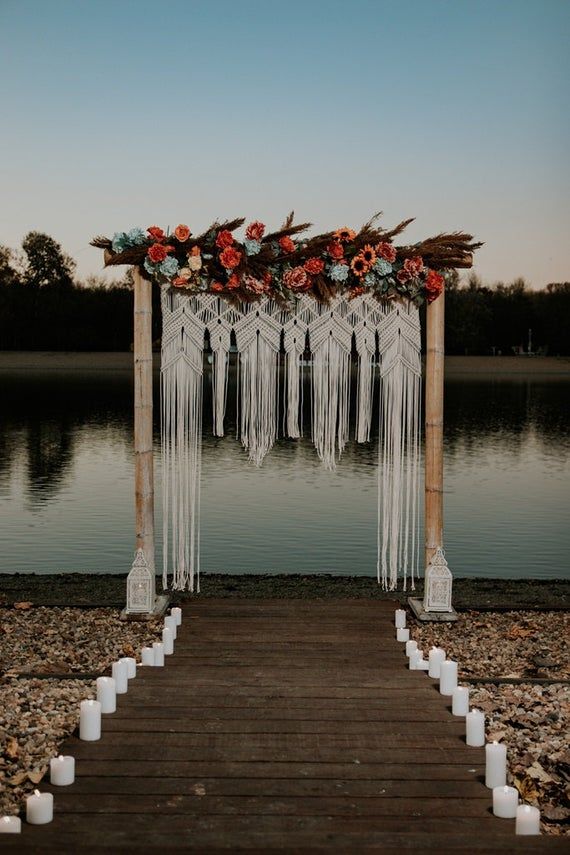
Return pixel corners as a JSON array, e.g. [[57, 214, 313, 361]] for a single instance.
[[425, 289, 445, 569]]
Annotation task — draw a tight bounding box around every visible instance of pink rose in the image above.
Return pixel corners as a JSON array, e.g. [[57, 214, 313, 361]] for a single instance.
[[242, 274, 267, 294], [245, 221, 265, 241], [403, 256, 424, 278], [396, 268, 412, 284], [283, 266, 310, 292]]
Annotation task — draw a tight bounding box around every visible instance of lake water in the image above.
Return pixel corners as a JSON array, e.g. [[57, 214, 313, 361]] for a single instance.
[[0, 360, 568, 579]]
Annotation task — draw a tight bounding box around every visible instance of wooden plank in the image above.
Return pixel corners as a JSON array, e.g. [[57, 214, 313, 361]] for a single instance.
[[102, 717, 466, 734]]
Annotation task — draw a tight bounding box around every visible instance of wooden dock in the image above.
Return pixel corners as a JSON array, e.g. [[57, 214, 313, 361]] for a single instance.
[[6, 599, 563, 851]]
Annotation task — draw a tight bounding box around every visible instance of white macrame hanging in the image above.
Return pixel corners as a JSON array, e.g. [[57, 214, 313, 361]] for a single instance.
[[377, 300, 422, 591], [160, 289, 421, 592]]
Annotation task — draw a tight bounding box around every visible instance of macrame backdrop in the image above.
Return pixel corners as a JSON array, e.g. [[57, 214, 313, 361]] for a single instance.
[[160, 287, 422, 592]]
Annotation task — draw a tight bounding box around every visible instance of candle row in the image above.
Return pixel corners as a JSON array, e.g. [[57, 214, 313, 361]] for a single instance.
[[0, 607, 184, 832], [393, 608, 541, 835]]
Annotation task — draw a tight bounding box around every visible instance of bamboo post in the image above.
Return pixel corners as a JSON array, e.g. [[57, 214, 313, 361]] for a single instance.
[[424, 289, 445, 570], [133, 267, 156, 604]]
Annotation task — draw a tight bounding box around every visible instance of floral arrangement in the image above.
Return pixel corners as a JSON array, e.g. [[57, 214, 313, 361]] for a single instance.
[[92, 214, 480, 306]]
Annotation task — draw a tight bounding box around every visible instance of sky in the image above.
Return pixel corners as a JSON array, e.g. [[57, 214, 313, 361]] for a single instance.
[[0, 0, 568, 288]]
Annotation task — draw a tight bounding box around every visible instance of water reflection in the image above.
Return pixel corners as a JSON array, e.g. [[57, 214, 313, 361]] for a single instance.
[[0, 364, 568, 577]]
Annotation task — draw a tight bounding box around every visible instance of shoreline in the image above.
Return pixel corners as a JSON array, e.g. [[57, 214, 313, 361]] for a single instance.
[[1, 351, 570, 378], [1, 573, 568, 610]]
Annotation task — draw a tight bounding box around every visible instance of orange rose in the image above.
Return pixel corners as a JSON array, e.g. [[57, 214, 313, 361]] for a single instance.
[[211, 282, 224, 292], [147, 226, 165, 242], [215, 230, 234, 249], [174, 224, 191, 242], [333, 226, 356, 243], [376, 242, 397, 263], [304, 257, 324, 275], [328, 240, 344, 260], [245, 221, 265, 241], [172, 276, 189, 288], [147, 243, 169, 263], [219, 247, 242, 269], [227, 273, 240, 290], [425, 269, 444, 303], [279, 236, 295, 253]]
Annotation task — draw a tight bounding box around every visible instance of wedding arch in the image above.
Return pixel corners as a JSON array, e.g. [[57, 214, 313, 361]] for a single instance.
[[92, 214, 480, 603]]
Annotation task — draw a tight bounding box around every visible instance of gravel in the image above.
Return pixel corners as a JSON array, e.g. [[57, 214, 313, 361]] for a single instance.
[[0, 604, 567, 836]]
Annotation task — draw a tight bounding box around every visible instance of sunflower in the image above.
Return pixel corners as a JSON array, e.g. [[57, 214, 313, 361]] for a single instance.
[[361, 244, 377, 266], [350, 253, 369, 277], [333, 226, 357, 243]]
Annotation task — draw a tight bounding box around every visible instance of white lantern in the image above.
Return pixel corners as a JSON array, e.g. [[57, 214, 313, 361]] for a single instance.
[[126, 549, 154, 613], [423, 547, 453, 613]]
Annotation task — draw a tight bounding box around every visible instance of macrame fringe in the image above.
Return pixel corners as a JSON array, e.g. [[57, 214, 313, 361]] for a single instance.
[[160, 291, 422, 592]]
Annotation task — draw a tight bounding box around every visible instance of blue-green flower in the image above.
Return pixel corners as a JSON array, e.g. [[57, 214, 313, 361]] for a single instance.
[[374, 258, 392, 276], [143, 257, 158, 276], [127, 228, 147, 245], [244, 238, 261, 256], [111, 232, 130, 253], [330, 263, 349, 282], [159, 256, 179, 278], [364, 273, 377, 287]]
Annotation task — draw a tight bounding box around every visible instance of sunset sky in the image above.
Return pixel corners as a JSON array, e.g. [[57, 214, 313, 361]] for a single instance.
[[1, 0, 568, 288]]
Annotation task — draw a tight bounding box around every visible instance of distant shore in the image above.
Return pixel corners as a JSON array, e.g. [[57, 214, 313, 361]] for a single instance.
[[1, 351, 570, 377]]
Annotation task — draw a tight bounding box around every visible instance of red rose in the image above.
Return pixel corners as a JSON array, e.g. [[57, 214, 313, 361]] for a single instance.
[[174, 224, 191, 242], [304, 257, 324, 275], [147, 243, 169, 263], [396, 268, 412, 284], [279, 236, 295, 253], [147, 226, 165, 242], [283, 266, 310, 292], [245, 220, 265, 241], [327, 241, 344, 260], [263, 270, 272, 285], [211, 282, 224, 292], [215, 229, 234, 249], [172, 276, 189, 288], [376, 242, 397, 263], [425, 269, 444, 303], [349, 286, 366, 300], [403, 256, 424, 278], [227, 273, 240, 290], [219, 247, 242, 269]]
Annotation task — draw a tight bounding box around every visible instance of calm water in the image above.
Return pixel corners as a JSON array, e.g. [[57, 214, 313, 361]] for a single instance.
[[0, 363, 569, 579]]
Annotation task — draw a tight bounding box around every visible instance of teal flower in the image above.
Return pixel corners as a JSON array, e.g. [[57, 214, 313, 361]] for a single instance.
[[374, 259, 392, 276], [244, 238, 261, 256], [159, 256, 179, 278], [112, 232, 130, 253], [364, 273, 376, 287], [127, 228, 147, 245], [330, 263, 349, 282], [143, 257, 158, 276]]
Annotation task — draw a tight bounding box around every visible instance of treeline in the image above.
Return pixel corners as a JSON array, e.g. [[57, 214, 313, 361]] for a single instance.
[[0, 232, 568, 354]]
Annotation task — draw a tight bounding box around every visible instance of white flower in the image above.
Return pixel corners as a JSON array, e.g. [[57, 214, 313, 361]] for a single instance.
[[187, 255, 202, 272]]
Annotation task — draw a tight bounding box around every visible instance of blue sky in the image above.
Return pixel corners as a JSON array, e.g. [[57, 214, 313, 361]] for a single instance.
[[1, 0, 568, 287]]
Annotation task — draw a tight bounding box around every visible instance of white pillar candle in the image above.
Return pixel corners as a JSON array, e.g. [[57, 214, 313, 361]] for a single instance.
[[153, 641, 165, 666], [428, 646, 446, 678], [396, 627, 410, 642], [394, 609, 406, 629], [466, 708, 485, 746], [141, 646, 154, 666], [409, 649, 422, 670], [162, 626, 174, 655], [164, 614, 177, 640], [112, 659, 128, 694], [121, 656, 137, 679], [96, 676, 116, 714], [515, 804, 541, 835], [405, 640, 418, 657], [416, 658, 429, 670], [50, 754, 75, 786], [0, 816, 21, 833], [79, 699, 101, 741], [439, 660, 458, 696], [26, 790, 53, 825], [493, 785, 519, 818], [485, 741, 507, 789], [171, 606, 182, 626], [452, 686, 470, 716]]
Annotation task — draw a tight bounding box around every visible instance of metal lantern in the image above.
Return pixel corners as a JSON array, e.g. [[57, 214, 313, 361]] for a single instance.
[[423, 547, 453, 613], [126, 548, 154, 613]]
